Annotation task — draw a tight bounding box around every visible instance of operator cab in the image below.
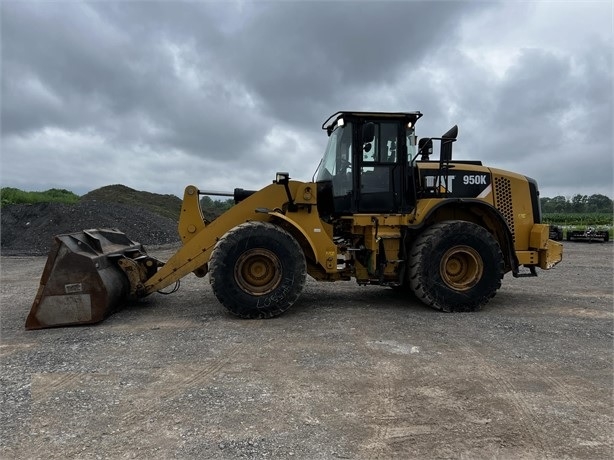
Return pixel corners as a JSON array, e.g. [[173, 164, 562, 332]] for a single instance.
[[315, 111, 422, 216]]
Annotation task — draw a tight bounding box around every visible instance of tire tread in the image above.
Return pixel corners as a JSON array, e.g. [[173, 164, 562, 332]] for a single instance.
[[409, 221, 504, 312]]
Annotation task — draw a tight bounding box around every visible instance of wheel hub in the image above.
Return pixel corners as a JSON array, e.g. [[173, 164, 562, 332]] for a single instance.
[[235, 248, 282, 295], [440, 245, 483, 291]]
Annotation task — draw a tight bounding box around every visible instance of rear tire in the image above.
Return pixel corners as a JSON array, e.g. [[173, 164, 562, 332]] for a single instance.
[[409, 221, 504, 312], [209, 221, 306, 318]]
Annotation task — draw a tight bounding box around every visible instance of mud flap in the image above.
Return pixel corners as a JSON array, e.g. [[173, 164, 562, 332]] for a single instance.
[[26, 229, 145, 329]]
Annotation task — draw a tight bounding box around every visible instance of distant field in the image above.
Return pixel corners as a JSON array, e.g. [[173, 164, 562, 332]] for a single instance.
[[543, 212, 613, 227]]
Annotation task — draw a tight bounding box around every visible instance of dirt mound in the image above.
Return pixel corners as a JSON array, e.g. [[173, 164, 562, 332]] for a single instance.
[[1, 201, 180, 256], [81, 184, 181, 221]]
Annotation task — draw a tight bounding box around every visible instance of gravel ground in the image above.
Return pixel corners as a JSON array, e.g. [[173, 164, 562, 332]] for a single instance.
[[1, 241, 613, 459]]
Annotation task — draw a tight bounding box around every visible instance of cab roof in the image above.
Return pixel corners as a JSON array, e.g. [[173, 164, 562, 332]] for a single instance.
[[322, 111, 423, 131]]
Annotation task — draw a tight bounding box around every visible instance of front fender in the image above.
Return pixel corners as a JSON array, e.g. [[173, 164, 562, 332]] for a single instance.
[[268, 211, 337, 272]]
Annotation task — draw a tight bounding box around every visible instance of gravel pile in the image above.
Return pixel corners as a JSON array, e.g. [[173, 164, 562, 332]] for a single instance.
[[1, 201, 180, 256]]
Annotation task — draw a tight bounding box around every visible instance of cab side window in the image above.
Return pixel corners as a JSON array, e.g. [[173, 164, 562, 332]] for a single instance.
[[362, 122, 397, 164]]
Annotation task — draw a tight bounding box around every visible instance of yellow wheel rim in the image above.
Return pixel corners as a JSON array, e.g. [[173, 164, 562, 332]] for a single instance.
[[234, 249, 282, 295], [440, 245, 483, 291]]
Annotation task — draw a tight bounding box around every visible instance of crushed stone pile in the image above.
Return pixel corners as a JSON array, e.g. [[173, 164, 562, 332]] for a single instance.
[[1, 201, 180, 256]]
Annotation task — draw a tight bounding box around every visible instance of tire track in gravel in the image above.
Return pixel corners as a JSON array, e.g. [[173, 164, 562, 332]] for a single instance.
[[108, 316, 202, 331], [449, 338, 552, 458], [520, 367, 612, 445], [111, 342, 244, 431], [363, 359, 438, 459], [452, 338, 604, 416], [27, 344, 244, 460], [31, 372, 116, 401], [539, 374, 597, 413], [364, 360, 398, 460], [32, 373, 80, 400], [0, 342, 35, 358]]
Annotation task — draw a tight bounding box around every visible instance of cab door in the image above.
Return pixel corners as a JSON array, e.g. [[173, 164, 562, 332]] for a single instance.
[[357, 121, 406, 213]]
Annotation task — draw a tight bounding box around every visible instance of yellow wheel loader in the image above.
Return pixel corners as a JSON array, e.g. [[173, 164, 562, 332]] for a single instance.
[[26, 111, 563, 329]]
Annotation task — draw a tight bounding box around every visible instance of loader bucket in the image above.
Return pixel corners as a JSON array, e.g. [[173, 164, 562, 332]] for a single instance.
[[26, 229, 146, 330]]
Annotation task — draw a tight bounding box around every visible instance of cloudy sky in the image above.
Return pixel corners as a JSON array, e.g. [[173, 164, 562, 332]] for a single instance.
[[1, 0, 612, 200]]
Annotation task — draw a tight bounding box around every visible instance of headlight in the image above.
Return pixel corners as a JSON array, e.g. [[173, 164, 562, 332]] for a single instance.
[[275, 172, 290, 184]]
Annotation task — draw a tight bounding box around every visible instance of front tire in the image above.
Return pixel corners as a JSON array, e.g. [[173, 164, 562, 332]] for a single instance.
[[209, 221, 306, 318], [409, 221, 504, 312]]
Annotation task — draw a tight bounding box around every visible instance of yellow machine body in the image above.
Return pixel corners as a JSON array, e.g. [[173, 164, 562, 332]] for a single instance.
[[26, 111, 562, 328]]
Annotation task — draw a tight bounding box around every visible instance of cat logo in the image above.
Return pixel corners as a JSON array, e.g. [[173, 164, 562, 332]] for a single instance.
[[424, 175, 455, 193]]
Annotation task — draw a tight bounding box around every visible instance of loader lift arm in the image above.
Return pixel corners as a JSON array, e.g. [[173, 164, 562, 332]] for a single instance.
[[26, 178, 339, 329]]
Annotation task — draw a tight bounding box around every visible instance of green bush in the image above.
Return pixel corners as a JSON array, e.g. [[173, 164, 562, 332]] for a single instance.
[[0, 187, 80, 206], [200, 196, 234, 221]]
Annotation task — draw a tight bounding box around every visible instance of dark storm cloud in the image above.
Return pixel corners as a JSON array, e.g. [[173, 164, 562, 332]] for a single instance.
[[218, 1, 476, 124], [486, 43, 611, 193], [1, 1, 480, 152], [412, 31, 612, 198], [0, 1, 611, 198], [2, 3, 251, 154]]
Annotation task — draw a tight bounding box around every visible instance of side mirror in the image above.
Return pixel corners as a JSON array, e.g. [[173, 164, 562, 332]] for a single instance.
[[362, 123, 375, 143], [418, 138, 433, 160], [440, 125, 458, 162]]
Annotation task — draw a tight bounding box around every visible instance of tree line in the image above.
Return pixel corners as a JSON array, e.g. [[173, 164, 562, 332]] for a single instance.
[[540, 194, 612, 214], [199, 196, 234, 221]]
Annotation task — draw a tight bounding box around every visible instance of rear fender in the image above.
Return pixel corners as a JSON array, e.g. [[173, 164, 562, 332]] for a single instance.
[[419, 199, 519, 274]]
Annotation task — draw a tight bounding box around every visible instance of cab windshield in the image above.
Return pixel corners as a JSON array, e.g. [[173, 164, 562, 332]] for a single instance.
[[315, 122, 353, 196]]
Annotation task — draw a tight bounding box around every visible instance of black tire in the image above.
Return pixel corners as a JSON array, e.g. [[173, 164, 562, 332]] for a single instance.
[[209, 221, 306, 318], [409, 221, 504, 312]]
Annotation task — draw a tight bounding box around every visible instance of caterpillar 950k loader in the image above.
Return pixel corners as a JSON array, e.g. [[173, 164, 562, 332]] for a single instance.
[[26, 111, 563, 329]]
